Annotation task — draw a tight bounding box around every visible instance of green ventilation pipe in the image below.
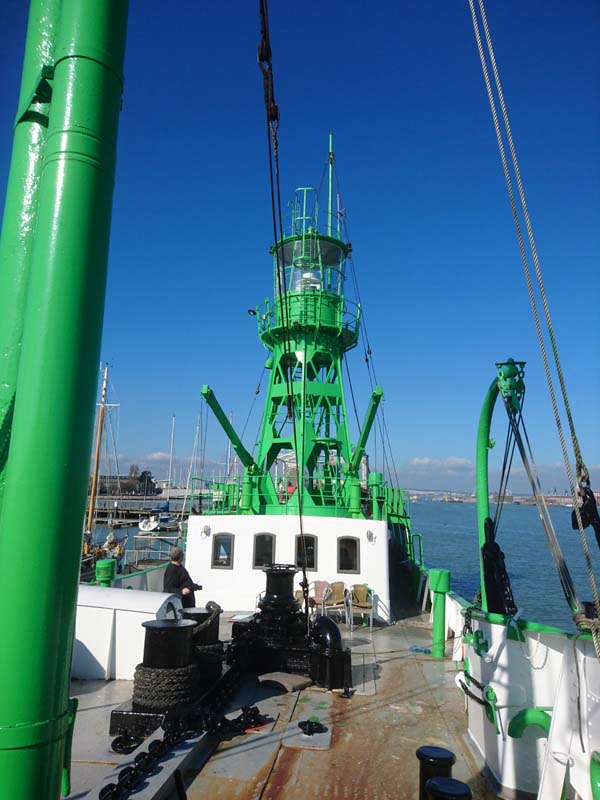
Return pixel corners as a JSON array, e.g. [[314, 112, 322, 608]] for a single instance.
[[0, 1, 129, 797], [0, 0, 62, 511]]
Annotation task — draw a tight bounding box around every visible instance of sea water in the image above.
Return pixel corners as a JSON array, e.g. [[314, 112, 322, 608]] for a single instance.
[[411, 501, 600, 632]]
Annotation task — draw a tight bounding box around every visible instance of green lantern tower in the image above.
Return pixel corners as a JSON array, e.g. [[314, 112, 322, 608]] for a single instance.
[[202, 139, 385, 519]]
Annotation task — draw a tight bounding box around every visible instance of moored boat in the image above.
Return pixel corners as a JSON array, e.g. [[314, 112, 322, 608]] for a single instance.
[[0, 3, 597, 800]]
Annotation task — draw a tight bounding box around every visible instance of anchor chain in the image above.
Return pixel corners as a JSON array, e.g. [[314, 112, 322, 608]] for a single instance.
[[102, 655, 267, 800]]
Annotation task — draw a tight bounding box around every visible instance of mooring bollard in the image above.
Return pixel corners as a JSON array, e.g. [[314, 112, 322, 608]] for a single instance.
[[416, 746, 456, 800], [425, 776, 472, 799], [428, 568, 450, 658], [95, 558, 117, 587]]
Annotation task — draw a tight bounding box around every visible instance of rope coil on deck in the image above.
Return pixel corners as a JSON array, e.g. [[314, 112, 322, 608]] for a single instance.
[[132, 663, 198, 709]]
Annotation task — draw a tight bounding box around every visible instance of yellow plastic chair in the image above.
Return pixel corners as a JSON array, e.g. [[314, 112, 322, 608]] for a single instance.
[[324, 581, 349, 627], [348, 584, 373, 633], [309, 580, 330, 616]]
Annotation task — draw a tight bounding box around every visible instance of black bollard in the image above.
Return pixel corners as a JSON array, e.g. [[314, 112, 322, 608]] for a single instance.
[[416, 746, 456, 800], [425, 776, 472, 799], [141, 619, 196, 669]]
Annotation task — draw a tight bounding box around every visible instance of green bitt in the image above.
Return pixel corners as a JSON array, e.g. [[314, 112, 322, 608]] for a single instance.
[[0, 1, 129, 797], [96, 558, 117, 587], [429, 568, 450, 658]]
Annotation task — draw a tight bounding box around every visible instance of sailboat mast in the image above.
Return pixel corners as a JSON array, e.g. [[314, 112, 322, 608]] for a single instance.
[[226, 411, 233, 475], [85, 363, 109, 536], [167, 414, 175, 497]]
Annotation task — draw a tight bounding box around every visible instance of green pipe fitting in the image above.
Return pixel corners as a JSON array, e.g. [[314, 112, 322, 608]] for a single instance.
[[429, 568, 450, 658], [95, 558, 117, 587], [507, 708, 552, 739]]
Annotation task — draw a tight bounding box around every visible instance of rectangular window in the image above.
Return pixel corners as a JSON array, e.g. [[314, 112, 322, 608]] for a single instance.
[[295, 534, 317, 571], [212, 533, 234, 569], [338, 537, 360, 573], [253, 533, 275, 568]]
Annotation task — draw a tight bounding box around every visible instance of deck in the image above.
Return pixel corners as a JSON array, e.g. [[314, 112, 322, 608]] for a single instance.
[[67, 612, 500, 799]]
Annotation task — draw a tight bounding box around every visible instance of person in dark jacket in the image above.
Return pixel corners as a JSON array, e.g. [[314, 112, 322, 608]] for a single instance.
[[163, 546, 201, 608]]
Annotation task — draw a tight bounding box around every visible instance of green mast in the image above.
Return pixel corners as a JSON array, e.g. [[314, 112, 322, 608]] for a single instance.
[[0, 1, 129, 796]]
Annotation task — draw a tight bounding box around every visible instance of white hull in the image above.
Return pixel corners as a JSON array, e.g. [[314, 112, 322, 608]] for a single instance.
[[185, 513, 393, 619], [445, 594, 600, 799]]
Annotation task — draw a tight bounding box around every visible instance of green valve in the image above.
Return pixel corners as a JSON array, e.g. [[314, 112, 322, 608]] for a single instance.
[[95, 558, 117, 587]]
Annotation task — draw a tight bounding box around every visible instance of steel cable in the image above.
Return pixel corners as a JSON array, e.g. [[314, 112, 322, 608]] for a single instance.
[[468, 0, 600, 650]]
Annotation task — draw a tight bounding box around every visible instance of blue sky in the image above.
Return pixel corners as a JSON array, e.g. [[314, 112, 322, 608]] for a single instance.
[[1, 1, 598, 493]]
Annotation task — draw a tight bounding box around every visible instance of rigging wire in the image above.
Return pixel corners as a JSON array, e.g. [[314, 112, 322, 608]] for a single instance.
[[334, 169, 400, 488], [240, 367, 266, 443], [468, 0, 600, 644], [182, 412, 202, 514], [344, 356, 362, 433], [493, 398, 521, 535], [503, 398, 581, 615], [258, 0, 310, 618]]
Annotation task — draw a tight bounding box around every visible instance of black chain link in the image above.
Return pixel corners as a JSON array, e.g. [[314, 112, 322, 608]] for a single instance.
[[101, 655, 266, 800]]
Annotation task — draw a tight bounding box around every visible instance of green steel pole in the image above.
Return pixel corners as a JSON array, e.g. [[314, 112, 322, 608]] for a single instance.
[[0, 1, 129, 797], [0, 0, 62, 510], [475, 379, 498, 612]]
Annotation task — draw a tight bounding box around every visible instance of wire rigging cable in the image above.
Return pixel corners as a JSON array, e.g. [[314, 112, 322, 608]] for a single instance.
[[502, 398, 580, 616], [258, 0, 310, 620], [468, 0, 600, 647]]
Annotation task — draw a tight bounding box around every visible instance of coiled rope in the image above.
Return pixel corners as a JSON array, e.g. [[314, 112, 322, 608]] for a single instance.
[[468, 0, 600, 657]]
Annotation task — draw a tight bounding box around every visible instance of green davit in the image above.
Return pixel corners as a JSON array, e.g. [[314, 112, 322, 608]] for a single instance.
[[0, 1, 129, 797], [475, 359, 524, 611]]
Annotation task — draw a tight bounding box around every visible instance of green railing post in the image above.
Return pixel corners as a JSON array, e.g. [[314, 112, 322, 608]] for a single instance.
[[0, 0, 62, 511], [429, 568, 450, 658], [0, 1, 129, 797]]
